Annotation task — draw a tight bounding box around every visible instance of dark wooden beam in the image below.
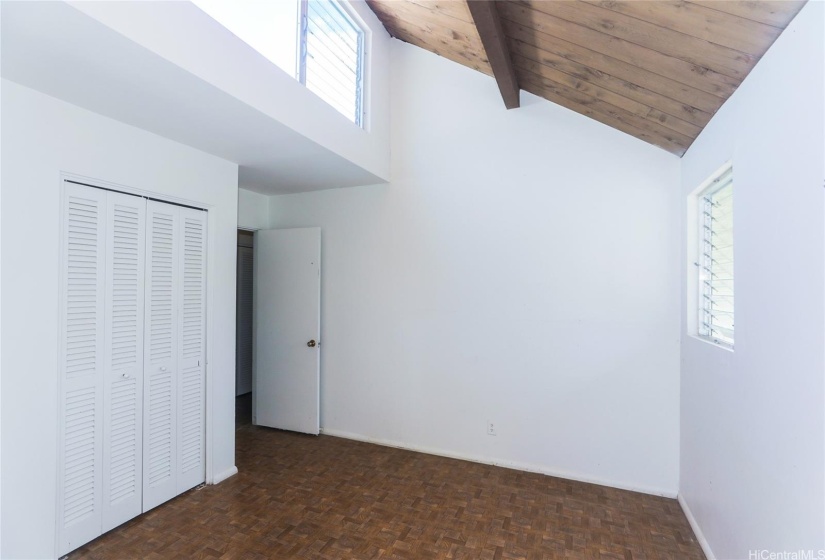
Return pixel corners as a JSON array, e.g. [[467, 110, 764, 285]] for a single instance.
[[466, 0, 520, 109]]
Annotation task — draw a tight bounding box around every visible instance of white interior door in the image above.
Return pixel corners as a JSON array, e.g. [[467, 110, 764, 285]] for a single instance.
[[254, 227, 321, 435]]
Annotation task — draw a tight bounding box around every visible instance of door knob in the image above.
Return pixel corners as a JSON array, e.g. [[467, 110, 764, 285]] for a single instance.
[[307, 340, 317, 348]]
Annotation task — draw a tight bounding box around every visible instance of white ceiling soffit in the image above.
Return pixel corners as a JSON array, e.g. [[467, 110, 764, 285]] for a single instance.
[[1, 1, 385, 194]]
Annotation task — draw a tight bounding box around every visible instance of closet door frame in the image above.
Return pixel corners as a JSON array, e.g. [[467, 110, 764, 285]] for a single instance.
[[55, 174, 214, 557]]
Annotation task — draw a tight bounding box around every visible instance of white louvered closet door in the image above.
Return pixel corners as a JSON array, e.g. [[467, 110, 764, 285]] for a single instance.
[[142, 201, 180, 511], [102, 192, 146, 532], [58, 183, 108, 556], [177, 208, 207, 493], [58, 184, 208, 555], [142, 202, 208, 509]]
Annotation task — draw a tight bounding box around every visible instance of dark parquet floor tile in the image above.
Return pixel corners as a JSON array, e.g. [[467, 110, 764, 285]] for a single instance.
[[71, 398, 705, 560]]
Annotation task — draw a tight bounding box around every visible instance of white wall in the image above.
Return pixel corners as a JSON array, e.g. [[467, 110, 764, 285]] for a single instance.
[[192, 0, 299, 77], [679, 3, 825, 558], [238, 188, 270, 230], [269, 40, 683, 496], [70, 0, 391, 186], [0, 80, 239, 560]]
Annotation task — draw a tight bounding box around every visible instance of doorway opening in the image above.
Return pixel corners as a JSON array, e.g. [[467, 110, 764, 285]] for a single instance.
[[236, 229, 254, 428]]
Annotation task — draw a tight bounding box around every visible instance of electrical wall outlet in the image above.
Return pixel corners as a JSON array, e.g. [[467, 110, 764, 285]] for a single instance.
[[487, 420, 497, 436]]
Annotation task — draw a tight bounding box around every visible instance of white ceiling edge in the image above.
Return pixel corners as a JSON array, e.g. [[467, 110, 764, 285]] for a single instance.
[[1, 1, 388, 195]]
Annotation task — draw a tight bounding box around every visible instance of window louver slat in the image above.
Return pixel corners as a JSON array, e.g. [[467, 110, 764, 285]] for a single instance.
[[301, 0, 365, 126], [698, 166, 734, 347], [305, 42, 359, 91], [307, 3, 359, 59], [308, 1, 359, 51]]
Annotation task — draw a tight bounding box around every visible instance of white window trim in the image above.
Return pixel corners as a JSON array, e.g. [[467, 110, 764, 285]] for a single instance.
[[689, 162, 735, 351]]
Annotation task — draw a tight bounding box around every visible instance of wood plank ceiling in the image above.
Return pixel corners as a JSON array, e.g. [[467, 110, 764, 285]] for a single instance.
[[366, 0, 807, 156]]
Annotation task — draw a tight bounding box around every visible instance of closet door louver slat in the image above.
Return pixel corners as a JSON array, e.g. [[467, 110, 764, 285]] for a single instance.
[[102, 193, 146, 532], [177, 209, 207, 493], [58, 185, 107, 556], [142, 201, 180, 511]]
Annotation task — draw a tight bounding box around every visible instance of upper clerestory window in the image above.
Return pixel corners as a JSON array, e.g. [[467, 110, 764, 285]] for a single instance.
[[298, 0, 366, 127]]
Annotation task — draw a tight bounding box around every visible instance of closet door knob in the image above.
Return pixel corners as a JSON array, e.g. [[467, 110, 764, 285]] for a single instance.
[[307, 340, 317, 348]]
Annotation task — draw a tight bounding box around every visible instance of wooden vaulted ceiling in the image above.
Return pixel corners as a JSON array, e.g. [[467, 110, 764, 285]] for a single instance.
[[366, 0, 807, 156]]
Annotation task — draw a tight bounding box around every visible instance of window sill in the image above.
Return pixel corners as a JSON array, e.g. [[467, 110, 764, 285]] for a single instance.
[[688, 333, 734, 353]]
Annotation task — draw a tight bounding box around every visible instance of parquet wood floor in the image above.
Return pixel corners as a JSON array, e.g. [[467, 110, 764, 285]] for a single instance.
[[71, 397, 704, 560]]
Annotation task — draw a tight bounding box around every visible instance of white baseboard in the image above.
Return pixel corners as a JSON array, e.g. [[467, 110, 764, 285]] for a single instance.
[[212, 465, 238, 484], [320, 428, 677, 499], [678, 493, 715, 560]]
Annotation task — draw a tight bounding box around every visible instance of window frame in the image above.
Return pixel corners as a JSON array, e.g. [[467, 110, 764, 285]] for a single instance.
[[694, 163, 735, 350], [296, 0, 367, 128]]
